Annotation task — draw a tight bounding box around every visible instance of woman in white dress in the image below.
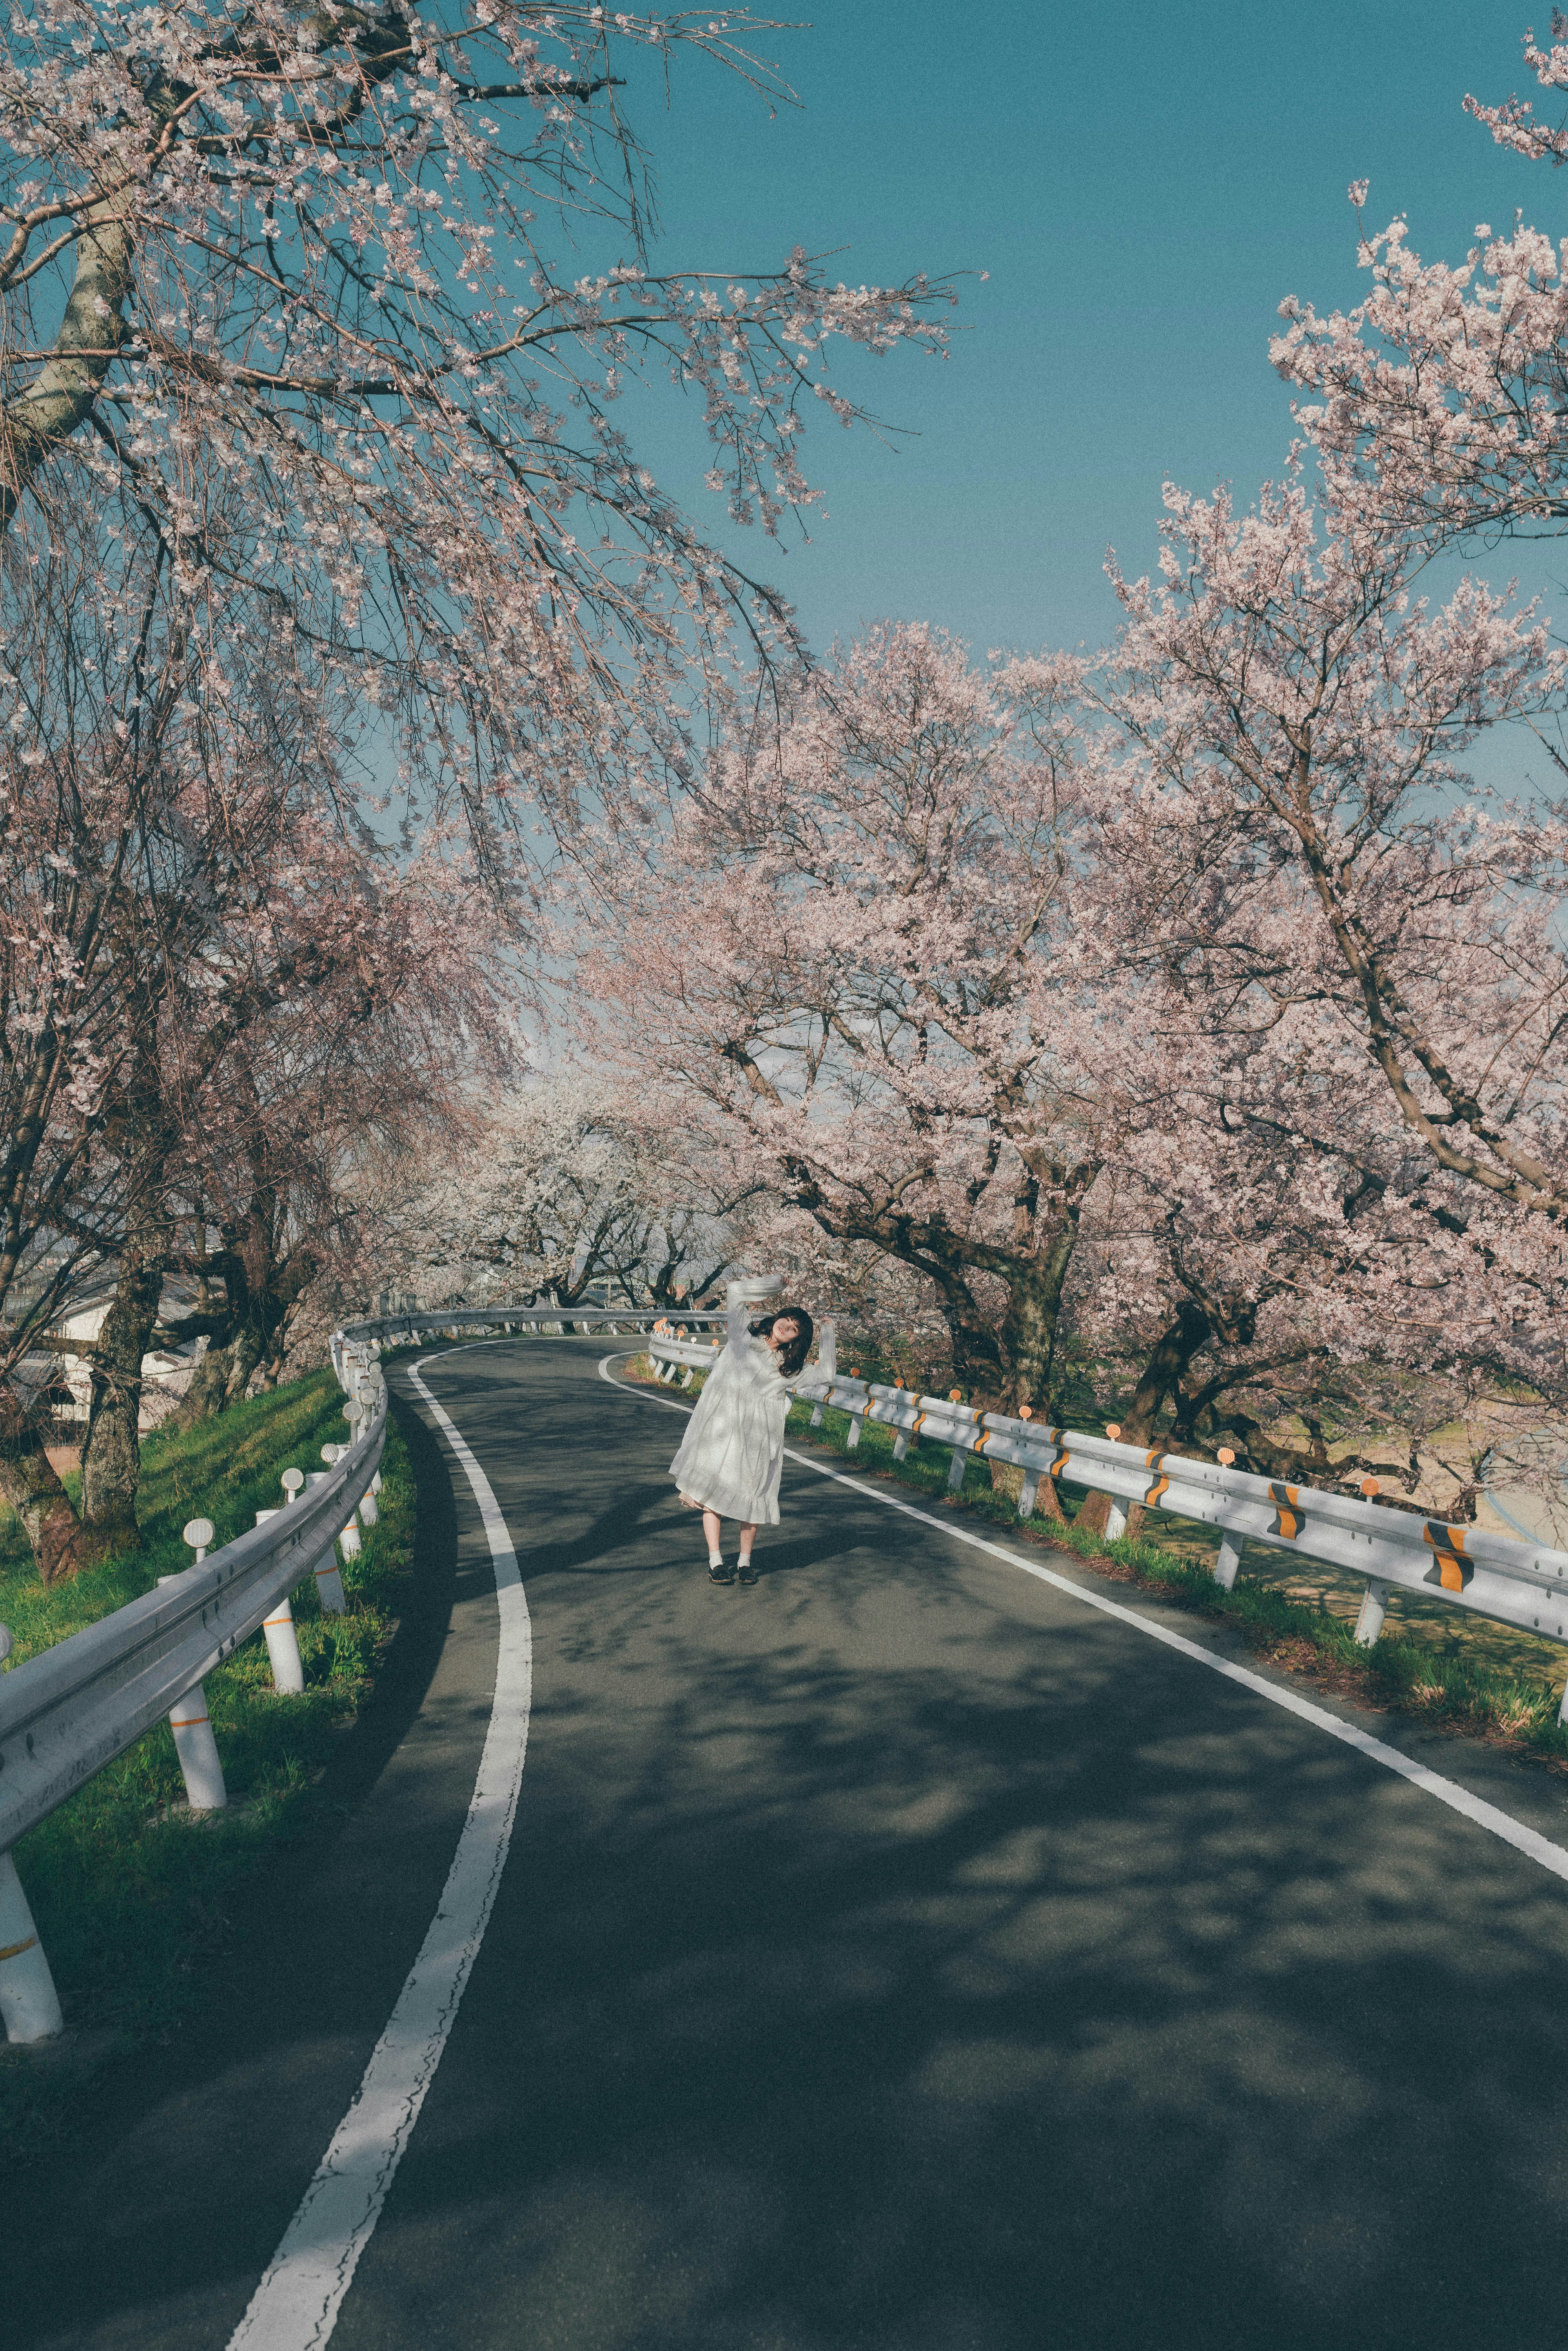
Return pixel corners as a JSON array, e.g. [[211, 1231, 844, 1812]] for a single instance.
[[671, 1295, 815, 1585]]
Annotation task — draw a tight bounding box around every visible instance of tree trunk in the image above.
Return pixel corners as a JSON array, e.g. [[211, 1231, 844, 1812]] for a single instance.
[[1033, 1470, 1067, 1522], [792, 1165, 1094, 1417], [80, 1241, 166, 1553], [0, 1390, 107, 1584], [176, 1340, 232, 1426], [942, 1285, 1011, 1402], [1, 189, 133, 531], [997, 1212, 1086, 1413], [181, 1320, 268, 1420], [1077, 1302, 1214, 1538], [1118, 1302, 1216, 1448], [172, 1253, 303, 1422], [652, 1257, 728, 1308], [224, 1317, 269, 1400]]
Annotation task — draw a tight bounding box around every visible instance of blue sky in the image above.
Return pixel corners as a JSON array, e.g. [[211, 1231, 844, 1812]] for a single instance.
[[598, 0, 1568, 664]]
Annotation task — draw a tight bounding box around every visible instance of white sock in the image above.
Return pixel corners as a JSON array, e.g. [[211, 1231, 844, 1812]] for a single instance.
[[708, 1550, 725, 1568]]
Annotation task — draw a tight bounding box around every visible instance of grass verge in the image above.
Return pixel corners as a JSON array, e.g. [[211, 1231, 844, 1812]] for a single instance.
[[0, 1370, 416, 2144], [630, 1355, 1568, 1771]]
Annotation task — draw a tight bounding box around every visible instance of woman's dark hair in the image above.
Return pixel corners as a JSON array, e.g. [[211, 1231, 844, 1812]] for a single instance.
[[748, 1305, 815, 1379]]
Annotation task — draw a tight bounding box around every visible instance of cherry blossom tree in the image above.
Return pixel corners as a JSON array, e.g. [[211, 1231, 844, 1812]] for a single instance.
[[1057, 1005, 1555, 1525], [577, 623, 1119, 1411], [0, 775, 142, 1577], [1097, 470, 1568, 1231], [0, 1, 957, 865], [163, 937, 497, 1422], [386, 1072, 753, 1310], [0, 525, 505, 1576], [1047, 463, 1568, 1514], [576, 587, 1568, 1512], [1273, 20, 1568, 553], [0, 502, 225, 1576], [93, 820, 503, 1527]]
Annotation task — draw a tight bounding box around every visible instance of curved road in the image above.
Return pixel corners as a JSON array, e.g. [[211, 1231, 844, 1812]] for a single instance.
[[16, 1337, 1568, 2349]]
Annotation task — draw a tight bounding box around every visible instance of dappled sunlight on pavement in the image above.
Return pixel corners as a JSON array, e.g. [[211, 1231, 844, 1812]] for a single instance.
[[15, 1341, 1568, 2351]]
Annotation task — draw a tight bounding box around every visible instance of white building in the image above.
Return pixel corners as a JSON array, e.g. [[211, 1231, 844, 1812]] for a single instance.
[[16, 1277, 210, 1436]]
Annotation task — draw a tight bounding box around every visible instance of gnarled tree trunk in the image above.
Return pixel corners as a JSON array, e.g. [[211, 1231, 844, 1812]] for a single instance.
[[80, 1236, 167, 1554], [788, 1155, 1098, 1418], [1077, 1301, 1217, 1540], [0, 1389, 107, 1584]]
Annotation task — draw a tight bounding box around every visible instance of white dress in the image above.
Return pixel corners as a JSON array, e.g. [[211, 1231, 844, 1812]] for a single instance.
[[669, 1303, 793, 1525]]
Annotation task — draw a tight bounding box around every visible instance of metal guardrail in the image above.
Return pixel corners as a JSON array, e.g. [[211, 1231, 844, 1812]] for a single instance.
[[0, 1344, 388, 2045], [645, 1333, 1568, 1707], [335, 1306, 725, 1362]]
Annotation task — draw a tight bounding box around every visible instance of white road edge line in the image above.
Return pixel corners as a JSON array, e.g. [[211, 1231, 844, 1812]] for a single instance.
[[599, 1350, 1568, 1890], [228, 1349, 532, 2351]]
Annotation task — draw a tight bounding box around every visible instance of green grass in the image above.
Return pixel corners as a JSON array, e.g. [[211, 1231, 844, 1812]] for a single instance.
[[0, 1371, 416, 2141], [0, 1370, 357, 1661], [621, 1358, 1568, 1771]]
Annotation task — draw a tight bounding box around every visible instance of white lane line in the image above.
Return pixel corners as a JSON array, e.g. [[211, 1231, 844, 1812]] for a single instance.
[[599, 1352, 1568, 1889], [229, 1351, 532, 2351]]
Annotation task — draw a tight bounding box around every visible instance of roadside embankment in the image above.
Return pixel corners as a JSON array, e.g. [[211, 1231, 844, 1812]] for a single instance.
[[0, 1370, 416, 2145]]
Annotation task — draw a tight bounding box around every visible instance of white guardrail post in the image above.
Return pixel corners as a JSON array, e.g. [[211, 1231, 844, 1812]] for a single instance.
[[357, 1427, 379, 1524], [1354, 1579, 1391, 1647], [305, 1464, 350, 1615], [156, 1519, 228, 1812], [252, 1509, 307, 1697], [810, 1320, 835, 1425], [1214, 1538, 1245, 1592], [0, 1845, 62, 2043]]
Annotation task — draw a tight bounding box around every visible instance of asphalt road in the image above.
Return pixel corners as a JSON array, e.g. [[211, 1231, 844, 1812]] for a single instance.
[[16, 1337, 1568, 2350]]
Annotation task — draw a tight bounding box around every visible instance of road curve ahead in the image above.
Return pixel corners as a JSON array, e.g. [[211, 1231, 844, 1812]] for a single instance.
[[19, 1336, 1568, 2351]]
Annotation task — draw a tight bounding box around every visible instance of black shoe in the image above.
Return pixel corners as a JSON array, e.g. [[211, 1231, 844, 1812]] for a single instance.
[[708, 1560, 735, 1584], [737, 1558, 758, 1585]]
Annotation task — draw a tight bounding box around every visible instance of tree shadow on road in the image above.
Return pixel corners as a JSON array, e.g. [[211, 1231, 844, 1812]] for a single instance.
[[370, 1448, 1568, 2351], [16, 1346, 1568, 2351]]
